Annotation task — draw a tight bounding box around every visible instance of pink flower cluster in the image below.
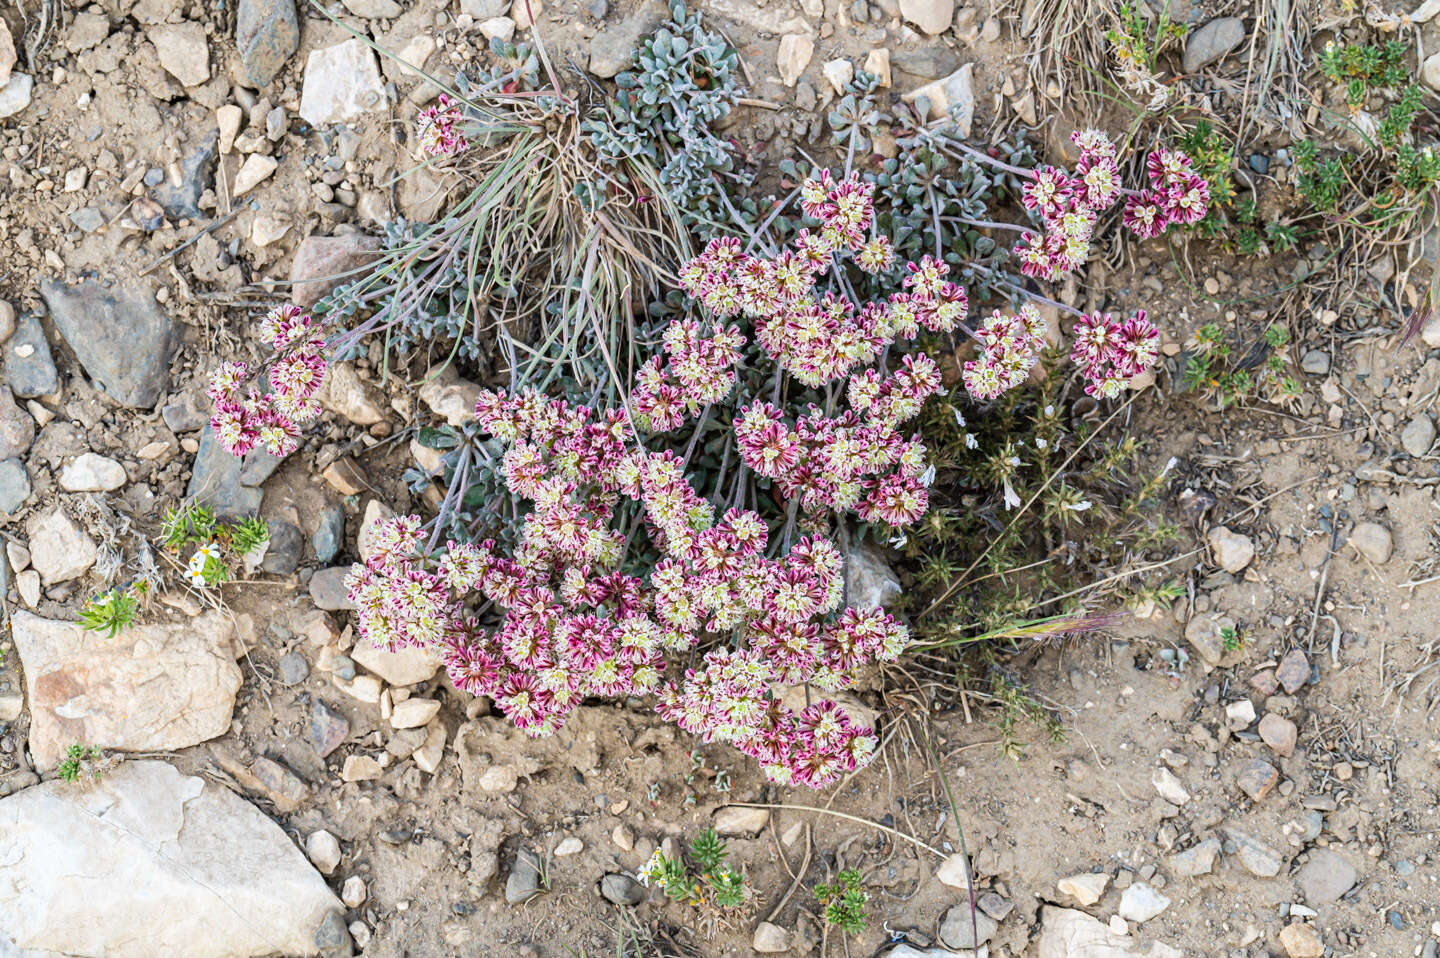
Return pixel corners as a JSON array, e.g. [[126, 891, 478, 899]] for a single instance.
[[961, 304, 1049, 401], [1070, 310, 1160, 398], [1013, 131, 1209, 280], [345, 388, 909, 787], [678, 175, 964, 389], [416, 94, 469, 158], [207, 305, 327, 456], [631, 320, 745, 431]]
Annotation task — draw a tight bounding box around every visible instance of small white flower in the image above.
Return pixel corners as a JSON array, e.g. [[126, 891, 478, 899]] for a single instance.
[[1036, 437, 1049, 449], [1044, 404, 1055, 416], [920, 463, 936, 487], [185, 567, 206, 586], [1002, 479, 1022, 511], [889, 533, 908, 549], [1066, 500, 1093, 512], [964, 433, 978, 450], [952, 407, 966, 428]]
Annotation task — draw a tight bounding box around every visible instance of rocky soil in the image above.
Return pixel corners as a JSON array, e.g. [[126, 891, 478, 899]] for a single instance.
[[1, 0, 1440, 955]]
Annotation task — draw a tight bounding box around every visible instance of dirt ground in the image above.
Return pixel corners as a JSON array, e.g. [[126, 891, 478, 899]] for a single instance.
[[1, 0, 1438, 955]]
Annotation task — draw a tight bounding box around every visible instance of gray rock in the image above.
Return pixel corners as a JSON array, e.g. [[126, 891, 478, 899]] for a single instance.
[[299, 40, 386, 128], [0, 299, 14, 342], [1348, 521, 1393, 564], [1296, 848, 1357, 904], [237, 0, 299, 87], [0, 459, 30, 515], [279, 650, 310, 685], [506, 850, 543, 904], [0, 761, 343, 957], [599, 872, 643, 906], [310, 566, 356, 611], [341, 0, 402, 16], [163, 392, 211, 432], [27, 509, 97, 585], [69, 208, 106, 233], [314, 504, 345, 563], [290, 234, 383, 309], [3, 313, 59, 399], [846, 540, 902, 608], [40, 279, 176, 409], [261, 520, 303, 575], [939, 905, 998, 948], [152, 134, 218, 221], [1182, 17, 1245, 73], [460, 0, 509, 17], [1299, 349, 1330, 375], [0, 73, 33, 119], [149, 21, 210, 87], [188, 427, 264, 517], [752, 921, 792, 953], [1223, 826, 1284, 877], [1401, 414, 1435, 456], [1167, 837, 1221, 878], [1116, 882, 1170, 923], [240, 448, 287, 487], [0, 388, 34, 460], [314, 911, 354, 958], [311, 699, 350, 757], [890, 47, 960, 80], [588, 1, 666, 78]]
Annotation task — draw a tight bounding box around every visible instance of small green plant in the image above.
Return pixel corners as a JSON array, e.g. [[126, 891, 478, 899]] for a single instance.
[[1179, 121, 1300, 253], [1220, 624, 1245, 652], [1105, 1, 1186, 105], [815, 868, 869, 935], [77, 585, 144, 638], [636, 828, 751, 911], [1318, 40, 1409, 108], [57, 744, 101, 783], [1183, 322, 1298, 408]]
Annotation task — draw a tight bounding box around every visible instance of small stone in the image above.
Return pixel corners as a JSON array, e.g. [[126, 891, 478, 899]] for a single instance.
[[554, 836, 583, 857], [5, 541, 29, 572], [713, 805, 769, 836], [978, 892, 1012, 921], [42, 280, 177, 409], [480, 16, 515, 40], [59, 453, 127, 492], [341, 755, 382, 782], [16, 569, 40, 605], [901, 63, 975, 133], [232, 154, 278, 196], [1424, 50, 1440, 92], [939, 905, 998, 949], [1258, 713, 1298, 757], [341, 876, 367, 908], [1275, 649, 1310, 693], [0, 300, 13, 342], [1116, 883, 1169, 923], [1225, 699, 1256, 728], [390, 697, 440, 729], [279, 650, 310, 685], [1184, 612, 1235, 666], [1348, 521, 1393, 564], [863, 49, 891, 87], [311, 699, 350, 757], [1182, 17, 1245, 72], [150, 22, 210, 86], [936, 852, 971, 888], [0, 73, 33, 119], [27, 509, 97, 584], [306, 829, 342, 875], [461, 0, 508, 17], [478, 764, 519, 793], [777, 34, 814, 87], [0, 389, 34, 460], [752, 921, 792, 953], [351, 633, 442, 686], [252, 214, 291, 247], [0, 19, 13, 86], [899, 0, 954, 34], [1236, 759, 1279, 802], [1167, 837, 1221, 878], [310, 567, 355, 611], [313, 505, 346, 563], [4, 314, 59, 399], [335, 674, 382, 704], [1057, 872, 1110, 906], [1279, 922, 1324, 958], [1401, 415, 1435, 456], [1207, 525, 1255, 573], [412, 723, 446, 773], [341, 0, 402, 16], [599, 873, 643, 906], [1151, 767, 1190, 805], [291, 237, 383, 310], [300, 40, 386, 126], [511, 0, 542, 29], [1297, 848, 1357, 904], [506, 850, 543, 904], [1225, 827, 1284, 877], [217, 105, 243, 153], [822, 58, 853, 94], [1300, 349, 1330, 375], [612, 824, 635, 851]]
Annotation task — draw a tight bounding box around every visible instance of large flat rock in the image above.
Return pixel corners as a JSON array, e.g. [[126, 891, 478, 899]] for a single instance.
[[0, 761, 341, 956], [39, 280, 175, 409], [11, 610, 243, 770]]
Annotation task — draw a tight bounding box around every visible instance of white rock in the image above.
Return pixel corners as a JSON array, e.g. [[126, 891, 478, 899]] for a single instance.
[[319, 361, 386, 426], [342, 0, 402, 16], [217, 104, 243, 153], [26, 509, 97, 585], [232, 154, 278, 197], [1038, 906, 1183, 958], [936, 851, 971, 888], [59, 452, 127, 492], [352, 632, 443, 686], [753, 921, 793, 953], [480, 16, 516, 41], [1401, 414, 1435, 456], [4, 541, 28, 572], [899, 0, 955, 35], [1206, 525, 1255, 573], [11, 610, 244, 771], [417, 369, 483, 427], [713, 805, 770, 836], [777, 34, 814, 87], [1421, 50, 1440, 91], [341, 875, 367, 907], [16, 569, 40, 607], [822, 58, 853, 95], [1225, 699, 1256, 727], [0, 693, 21, 722], [395, 34, 437, 78], [511, 0, 542, 29], [306, 829, 342, 875], [901, 63, 975, 133], [0, 73, 33, 119], [0, 18, 13, 87], [251, 213, 291, 247], [0, 761, 341, 957], [357, 498, 397, 562], [299, 39, 386, 127], [846, 540, 901, 608], [1413, 0, 1440, 21], [555, 836, 584, 856], [413, 722, 447, 773], [390, 697, 441, 729], [863, 48, 892, 87], [1116, 883, 1170, 923], [478, 763, 519, 792], [1348, 521, 1393, 564], [149, 22, 210, 87], [1151, 767, 1190, 805], [1057, 871, 1110, 906], [341, 755, 383, 781]]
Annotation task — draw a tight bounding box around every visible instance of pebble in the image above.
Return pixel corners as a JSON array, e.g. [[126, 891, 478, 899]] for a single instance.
[[1057, 872, 1110, 906], [1207, 525, 1255, 573], [188, 428, 263, 518], [0, 390, 33, 460], [587, 1, 665, 78], [341, 876, 367, 908], [1275, 649, 1310, 694], [1236, 759, 1280, 802], [901, 63, 976, 132], [413, 724, 444, 774], [232, 154, 278, 197], [27, 509, 97, 584], [15, 567, 40, 604], [0, 73, 33, 119], [279, 650, 310, 685], [59, 453, 127, 492], [390, 697, 440, 729], [313, 505, 346, 563], [777, 34, 814, 87], [260, 520, 303, 576], [752, 921, 792, 953], [306, 829, 342, 875], [1401, 415, 1435, 456], [4, 314, 59, 399], [300, 40, 386, 126], [340, 755, 382, 782], [1167, 837, 1221, 878], [612, 824, 635, 851], [822, 58, 853, 95], [599, 873, 643, 906], [1279, 921, 1324, 958], [150, 22, 211, 87], [939, 906, 998, 949], [341, 0, 402, 16], [936, 852, 971, 888], [1299, 350, 1330, 375], [479, 16, 515, 40], [1151, 767, 1190, 805], [863, 49, 891, 87], [1347, 521, 1393, 564], [1116, 883, 1170, 923], [310, 699, 350, 757], [310, 567, 356, 611], [1425, 51, 1440, 92], [1182, 17, 1245, 72], [1184, 612, 1235, 666], [292, 238, 383, 310], [1258, 713, 1298, 757], [1296, 848, 1357, 904], [554, 836, 583, 857], [898, 0, 953, 33], [712, 805, 769, 836], [978, 892, 1013, 921], [1225, 827, 1284, 877], [505, 850, 543, 904]]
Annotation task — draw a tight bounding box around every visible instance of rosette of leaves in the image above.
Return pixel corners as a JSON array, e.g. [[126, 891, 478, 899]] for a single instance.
[[584, 1, 750, 228]]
